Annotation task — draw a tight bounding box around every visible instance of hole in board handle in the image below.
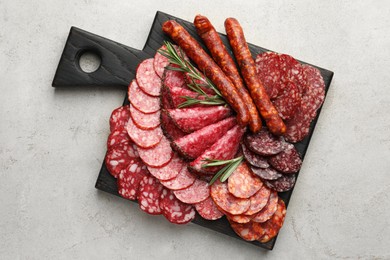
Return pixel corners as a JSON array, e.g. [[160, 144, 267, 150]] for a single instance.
[[78, 50, 102, 73]]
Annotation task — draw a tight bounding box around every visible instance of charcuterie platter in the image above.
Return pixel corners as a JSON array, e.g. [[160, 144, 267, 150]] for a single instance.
[[52, 11, 333, 250]]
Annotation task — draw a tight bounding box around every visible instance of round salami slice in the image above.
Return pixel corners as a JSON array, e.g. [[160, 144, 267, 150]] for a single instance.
[[154, 45, 170, 78], [129, 104, 160, 130], [263, 174, 296, 192], [159, 166, 196, 190], [163, 67, 187, 90], [273, 81, 301, 120], [241, 144, 269, 169], [284, 105, 312, 143], [126, 116, 163, 149], [210, 181, 250, 215], [136, 58, 161, 97], [117, 158, 149, 200], [147, 153, 184, 181], [128, 80, 160, 114], [228, 220, 266, 242], [244, 185, 271, 216], [251, 167, 283, 181], [301, 65, 325, 118], [259, 199, 287, 243], [245, 129, 286, 156], [226, 213, 253, 224], [269, 145, 302, 174], [227, 162, 263, 199], [105, 143, 137, 178], [137, 136, 173, 168], [279, 54, 306, 94], [255, 52, 282, 99], [159, 189, 196, 224], [109, 105, 130, 132], [107, 127, 131, 151], [173, 179, 210, 204], [160, 109, 186, 141], [252, 191, 279, 223], [137, 176, 164, 215], [194, 196, 224, 220]]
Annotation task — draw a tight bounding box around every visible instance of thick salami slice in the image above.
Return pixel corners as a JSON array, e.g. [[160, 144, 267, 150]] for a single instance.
[[126, 116, 163, 149], [154, 45, 170, 78], [190, 125, 245, 174], [165, 85, 208, 108], [273, 81, 301, 120], [173, 179, 210, 204], [128, 80, 160, 114], [251, 167, 283, 181], [166, 106, 232, 133], [160, 110, 186, 141], [244, 185, 271, 216], [163, 67, 187, 90], [229, 220, 266, 241], [252, 191, 279, 223], [137, 136, 173, 168], [241, 144, 269, 168], [107, 127, 131, 151], [160, 85, 174, 109], [136, 58, 162, 97], [147, 153, 184, 181], [263, 174, 296, 192], [259, 199, 286, 243], [194, 196, 224, 220], [173, 117, 236, 160], [159, 189, 196, 224], [105, 143, 137, 178], [137, 176, 164, 215], [159, 165, 196, 190], [109, 105, 130, 132], [301, 65, 325, 118], [227, 162, 263, 199], [255, 52, 282, 99], [284, 105, 311, 143], [210, 181, 250, 215], [129, 105, 160, 130], [245, 129, 286, 156], [269, 144, 302, 174], [117, 158, 149, 200]]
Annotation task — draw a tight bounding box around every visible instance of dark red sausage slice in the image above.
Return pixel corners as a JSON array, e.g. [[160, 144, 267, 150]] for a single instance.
[[117, 158, 149, 200], [251, 167, 283, 181], [241, 144, 269, 169], [160, 109, 186, 141], [245, 129, 286, 156], [107, 127, 131, 151], [105, 143, 138, 178], [159, 189, 196, 224], [263, 174, 296, 193], [273, 81, 301, 120], [109, 105, 130, 132], [269, 144, 302, 174], [137, 176, 164, 215]]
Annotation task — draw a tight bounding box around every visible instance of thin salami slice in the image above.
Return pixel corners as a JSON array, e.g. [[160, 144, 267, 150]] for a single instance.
[[107, 127, 131, 151], [173, 179, 210, 204], [126, 116, 163, 149], [136, 58, 161, 97], [273, 81, 301, 120], [165, 85, 208, 108], [244, 185, 271, 216], [154, 45, 170, 78], [269, 144, 302, 174], [245, 129, 286, 156], [159, 165, 196, 190], [229, 220, 266, 241], [284, 105, 311, 143], [105, 143, 137, 178], [251, 167, 283, 181], [227, 162, 263, 199], [258, 199, 286, 243], [279, 54, 306, 94], [255, 52, 281, 99], [194, 196, 224, 220], [263, 174, 296, 192], [210, 181, 250, 215], [147, 153, 184, 181], [252, 191, 279, 223], [109, 105, 130, 132], [301, 65, 325, 118], [160, 85, 174, 109], [163, 67, 187, 90], [137, 136, 173, 168], [137, 176, 164, 215], [128, 80, 160, 114], [166, 106, 232, 133], [160, 109, 186, 141], [159, 189, 196, 224], [173, 117, 236, 160], [117, 158, 149, 200], [241, 144, 269, 168], [129, 104, 160, 130]]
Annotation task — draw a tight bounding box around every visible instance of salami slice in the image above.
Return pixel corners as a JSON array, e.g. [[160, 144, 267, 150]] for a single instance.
[[173, 179, 210, 204], [117, 158, 149, 200], [255, 52, 282, 99], [229, 220, 266, 242], [136, 58, 161, 97], [301, 65, 325, 118], [129, 104, 160, 130], [107, 127, 131, 151], [258, 199, 286, 243], [160, 85, 174, 109], [226, 213, 253, 224], [137, 176, 164, 215], [109, 105, 130, 132], [166, 106, 232, 133], [273, 81, 301, 120], [137, 136, 173, 168], [263, 174, 296, 192], [159, 165, 196, 190], [160, 109, 186, 141], [227, 162, 263, 199], [165, 85, 208, 108], [128, 80, 160, 114], [269, 144, 302, 174], [126, 116, 163, 148], [163, 67, 187, 90], [245, 129, 286, 156], [284, 105, 311, 143], [194, 196, 224, 220], [154, 45, 170, 78], [159, 189, 196, 224], [279, 54, 306, 94], [173, 117, 236, 160], [105, 143, 137, 178], [147, 153, 184, 181], [252, 191, 279, 223], [244, 185, 271, 216], [210, 181, 250, 215], [183, 67, 215, 95], [241, 144, 269, 168], [251, 167, 283, 181]]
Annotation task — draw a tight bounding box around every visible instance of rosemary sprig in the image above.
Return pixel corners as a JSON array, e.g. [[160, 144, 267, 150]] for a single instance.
[[202, 156, 244, 185]]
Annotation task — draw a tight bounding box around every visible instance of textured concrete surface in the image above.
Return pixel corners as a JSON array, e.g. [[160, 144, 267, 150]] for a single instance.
[[1, 0, 390, 259]]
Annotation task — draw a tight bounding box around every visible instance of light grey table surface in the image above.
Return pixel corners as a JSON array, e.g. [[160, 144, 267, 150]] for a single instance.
[[1, 0, 389, 259]]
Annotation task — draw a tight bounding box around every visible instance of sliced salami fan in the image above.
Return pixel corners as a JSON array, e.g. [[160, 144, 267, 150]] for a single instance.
[[107, 127, 131, 151], [126, 116, 163, 149], [117, 158, 149, 200], [227, 162, 263, 199], [241, 144, 269, 168], [109, 105, 130, 132], [147, 153, 184, 181], [162, 67, 187, 90], [244, 185, 271, 216], [136, 58, 161, 97], [252, 191, 279, 223], [128, 80, 160, 114], [173, 179, 210, 204], [263, 174, 296, 193], [160, 165, 196, 190], [153, 45, 170, 78], [251, 167, 283, 181], [259, 199, 287, 243], [245, 129, 286, 156], [165, 106, 232, 133], [137, 136, 173, 168], [228, 220, 265, 242], [173, 117, 236, 160], [159, 189, 196, 224], [210, 181, 250, 215], [129, 104, 160, 130], [273, 81, 301, 120], [137, 176, 164, 215], [105, 143, 137, 178], [269, 144, 302, 174], [160, 110, 186, 141], [194, 197, 224, 220]]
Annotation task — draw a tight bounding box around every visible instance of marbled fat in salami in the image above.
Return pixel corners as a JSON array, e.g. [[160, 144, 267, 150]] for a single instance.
[[128, 80, 160, 114], [173, 179, 210, 204], [210, 180, 250, 215], [107, 127, 131, 151], [194, 196, 224, 220], [109, 105, 130, 132], [159, 189, 196, 224], [147, 153, 185, 181], [105, 143, 138, 178], [137, 136, 173, 168], [159, 165, 196, 190], [251, 167, 283, 181], [136, 58, 162, 97], [129, 104, 160, 130], [269, 144, 302, 174], [137, 176, 164, 215], [245, 129, 286, 156], [227, 162, 263, 199], [117, 158, 149, 200], [263, 174, 296, 192], [127, 116, 163, 149]]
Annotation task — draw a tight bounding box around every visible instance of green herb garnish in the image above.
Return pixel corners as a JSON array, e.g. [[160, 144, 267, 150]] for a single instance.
[[202, 156, 244, 185]]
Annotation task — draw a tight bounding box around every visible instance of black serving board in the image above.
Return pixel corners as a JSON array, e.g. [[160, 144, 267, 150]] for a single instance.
[[53, 11, 333, 250]]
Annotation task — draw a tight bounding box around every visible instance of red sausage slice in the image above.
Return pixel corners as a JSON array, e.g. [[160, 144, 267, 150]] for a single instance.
[[194, 196, 224, 220], [159, 166, 196, 190], [117, 158, 149, 200], [136, 58, 162, 97], [159, 189, 196, 224], [173, 179, 210, 204], [227, 162, 263, 199], [210, 180, 250, 215], [137, 176, 164, 215], [244, 185, 271, 216], [147, 153, 185, 181], [109, 105, 130, 132], [252, 191, 279, 223], [129, 104, 160, 130], [126, 116, 163, 149], [128, 80, 160, 114], [137, 136, 173, 168]]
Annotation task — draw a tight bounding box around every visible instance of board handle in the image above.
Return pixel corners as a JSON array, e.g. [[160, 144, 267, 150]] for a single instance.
[[52, 27, 151, 87]]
